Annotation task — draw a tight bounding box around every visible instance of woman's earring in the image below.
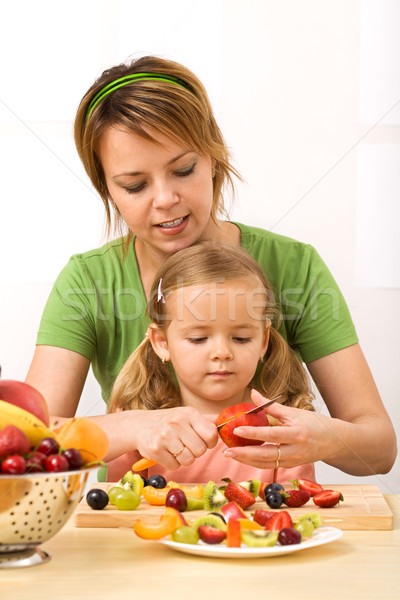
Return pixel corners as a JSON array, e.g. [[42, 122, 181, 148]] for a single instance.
[[161, 357, 168, 365]]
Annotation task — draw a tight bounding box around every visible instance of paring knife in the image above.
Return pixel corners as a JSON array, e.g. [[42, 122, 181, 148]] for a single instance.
[[216, 394, 283, 430]]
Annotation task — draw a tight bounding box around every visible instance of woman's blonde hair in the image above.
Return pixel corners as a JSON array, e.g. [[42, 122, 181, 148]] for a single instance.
[[109, 242, 314, 416], [74, 55, 240, 241]]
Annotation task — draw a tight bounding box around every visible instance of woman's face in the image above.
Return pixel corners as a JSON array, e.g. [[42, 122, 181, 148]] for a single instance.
[[99, 126, 215, 259]]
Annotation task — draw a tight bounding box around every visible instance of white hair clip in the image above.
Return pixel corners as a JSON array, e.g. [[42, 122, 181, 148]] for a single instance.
[[157, 278, 165, 303]]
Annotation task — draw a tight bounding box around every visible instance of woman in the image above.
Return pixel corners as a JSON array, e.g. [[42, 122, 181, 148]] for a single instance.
[[26, 55, 396, 477]]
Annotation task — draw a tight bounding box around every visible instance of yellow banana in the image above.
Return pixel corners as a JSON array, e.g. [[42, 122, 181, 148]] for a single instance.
[[0, 400, 57, 446]]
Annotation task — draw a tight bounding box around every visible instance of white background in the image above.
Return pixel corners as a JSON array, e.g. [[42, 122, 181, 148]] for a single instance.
[[0, 0, 399, 493]]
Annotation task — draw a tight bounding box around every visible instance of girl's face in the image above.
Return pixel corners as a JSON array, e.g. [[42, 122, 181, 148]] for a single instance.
[[99, 126, 215, 259], [149, 280, 270, 414]]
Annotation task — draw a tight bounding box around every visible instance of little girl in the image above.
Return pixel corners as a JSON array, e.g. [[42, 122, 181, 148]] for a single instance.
[[107, 241, 316, 483]]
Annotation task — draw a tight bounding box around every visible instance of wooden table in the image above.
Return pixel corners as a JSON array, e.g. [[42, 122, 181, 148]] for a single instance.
[[1, 495, 399, 600]]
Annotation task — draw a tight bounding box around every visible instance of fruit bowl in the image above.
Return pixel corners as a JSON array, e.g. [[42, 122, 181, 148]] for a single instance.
[[0, 466, 95, 568]]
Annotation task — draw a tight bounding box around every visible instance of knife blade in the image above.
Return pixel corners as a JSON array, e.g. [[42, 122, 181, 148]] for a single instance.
[[216, 394, 282, 430]]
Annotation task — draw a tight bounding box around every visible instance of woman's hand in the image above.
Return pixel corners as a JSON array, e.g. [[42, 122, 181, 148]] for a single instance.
[[222, 390, 335, 469], [122, 405, 219, 469]]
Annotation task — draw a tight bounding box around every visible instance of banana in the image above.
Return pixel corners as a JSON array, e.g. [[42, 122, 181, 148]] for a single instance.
[[0, 400, 57, 446]]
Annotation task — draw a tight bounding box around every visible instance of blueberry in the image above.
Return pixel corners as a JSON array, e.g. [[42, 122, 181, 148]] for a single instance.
[[265, 490, 283, 509], [146, 474, 167, 489], [86, 488, 109, 510]]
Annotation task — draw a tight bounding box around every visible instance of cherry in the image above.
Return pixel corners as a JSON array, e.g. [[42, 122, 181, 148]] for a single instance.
[[37, 437, 60, 456], [26, 451, 46, 472], [166, 488, 187, 512], [43, 453, 69, 472], [62, 448, 83, 469], [1, 454, 27, 474], [278, 527, 302, 545]]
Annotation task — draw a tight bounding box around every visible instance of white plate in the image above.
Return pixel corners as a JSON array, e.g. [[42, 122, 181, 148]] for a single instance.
[[160, 526, 343, 558]]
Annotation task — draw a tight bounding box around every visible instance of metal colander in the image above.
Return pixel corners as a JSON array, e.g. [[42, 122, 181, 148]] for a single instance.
[[0, 467, 94, 568]]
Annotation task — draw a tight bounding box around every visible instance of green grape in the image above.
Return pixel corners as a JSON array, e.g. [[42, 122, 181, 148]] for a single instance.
[[113, 488, 141, 511], [171, 526, 200, 545], [294, 518, 315, 538], [108, 486, 123, 505]]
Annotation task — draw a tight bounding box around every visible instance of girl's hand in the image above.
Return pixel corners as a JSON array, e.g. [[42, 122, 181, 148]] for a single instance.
[[129, 406, 219, 470]]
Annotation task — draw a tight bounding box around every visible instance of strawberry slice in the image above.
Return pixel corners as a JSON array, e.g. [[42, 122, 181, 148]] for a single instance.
[[224, 482, 256, 510], [266, 511, 293, 531], [282, 489, 311, 507], [198, 525, 227, 545], [226, 518, 241, 547], [313, 490, 343, 508], [291, 478, 324, 497], [253, 509, 275, 526]]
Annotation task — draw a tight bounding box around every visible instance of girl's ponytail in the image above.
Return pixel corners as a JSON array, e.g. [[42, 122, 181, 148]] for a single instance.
[[108, 337, 179, 413], [259, 328, 314, 413]]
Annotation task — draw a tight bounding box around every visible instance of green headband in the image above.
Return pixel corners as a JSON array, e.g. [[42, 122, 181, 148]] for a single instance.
[[85, 72, 191, 121]]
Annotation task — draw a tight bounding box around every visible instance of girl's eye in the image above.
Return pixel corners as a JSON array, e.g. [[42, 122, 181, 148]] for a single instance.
[[175, 162, 196, 177], [188, 337, 207, 344], [233, 337, 252, 343]]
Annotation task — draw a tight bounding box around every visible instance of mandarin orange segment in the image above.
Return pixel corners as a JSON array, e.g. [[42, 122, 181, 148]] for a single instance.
[[54, 417, 109, 464], [134, 513, 177, 540]]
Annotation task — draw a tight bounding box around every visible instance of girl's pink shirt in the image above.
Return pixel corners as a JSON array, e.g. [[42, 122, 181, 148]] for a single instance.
[[106, 438, 315, 484]]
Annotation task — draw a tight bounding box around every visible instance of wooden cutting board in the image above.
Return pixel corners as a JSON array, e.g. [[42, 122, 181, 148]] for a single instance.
[[74, 483, 393, 530]]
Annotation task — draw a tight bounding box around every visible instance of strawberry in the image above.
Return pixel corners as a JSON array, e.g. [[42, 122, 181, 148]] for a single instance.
[[266, 511, 293, 531], [224, 482, 256, 510], [253, 509, 275, 526], [198, 525, 227, 545], [0, 424, 30, 458], [259, 482, 271, 500], [291, 478, 324, 497], [313, 490, 343, 508], [282, 489, 311, 507]]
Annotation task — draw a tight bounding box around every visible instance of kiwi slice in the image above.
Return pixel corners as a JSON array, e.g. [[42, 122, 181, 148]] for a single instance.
[[296, 512, 323, 528], [118, 472, 144, 496], [241, 530, 278, 548], [192, 514, 227, 532], [186, 496, 204, 511], [203, 481, 228, 512], [239, 479, 261, 498]]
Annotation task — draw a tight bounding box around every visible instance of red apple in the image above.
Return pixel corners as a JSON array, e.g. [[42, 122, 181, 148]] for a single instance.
[[220, 501, 248, 521], [0, 380, 49, 426], [216, 402, 268, 447]]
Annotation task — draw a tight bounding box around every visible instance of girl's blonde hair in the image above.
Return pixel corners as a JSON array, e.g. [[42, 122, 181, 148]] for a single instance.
[[74, 55, 241, 241], [109, 242, 314, 416]]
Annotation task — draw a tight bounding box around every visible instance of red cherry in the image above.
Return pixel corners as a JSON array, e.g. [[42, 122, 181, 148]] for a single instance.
[[62, 448, 83, 469], [1, 454, 27, 474], [37, 437, 60, 456], [165, 488, 187, 512], [43, 454, 69, 472], [26, 451, 46, 472]]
